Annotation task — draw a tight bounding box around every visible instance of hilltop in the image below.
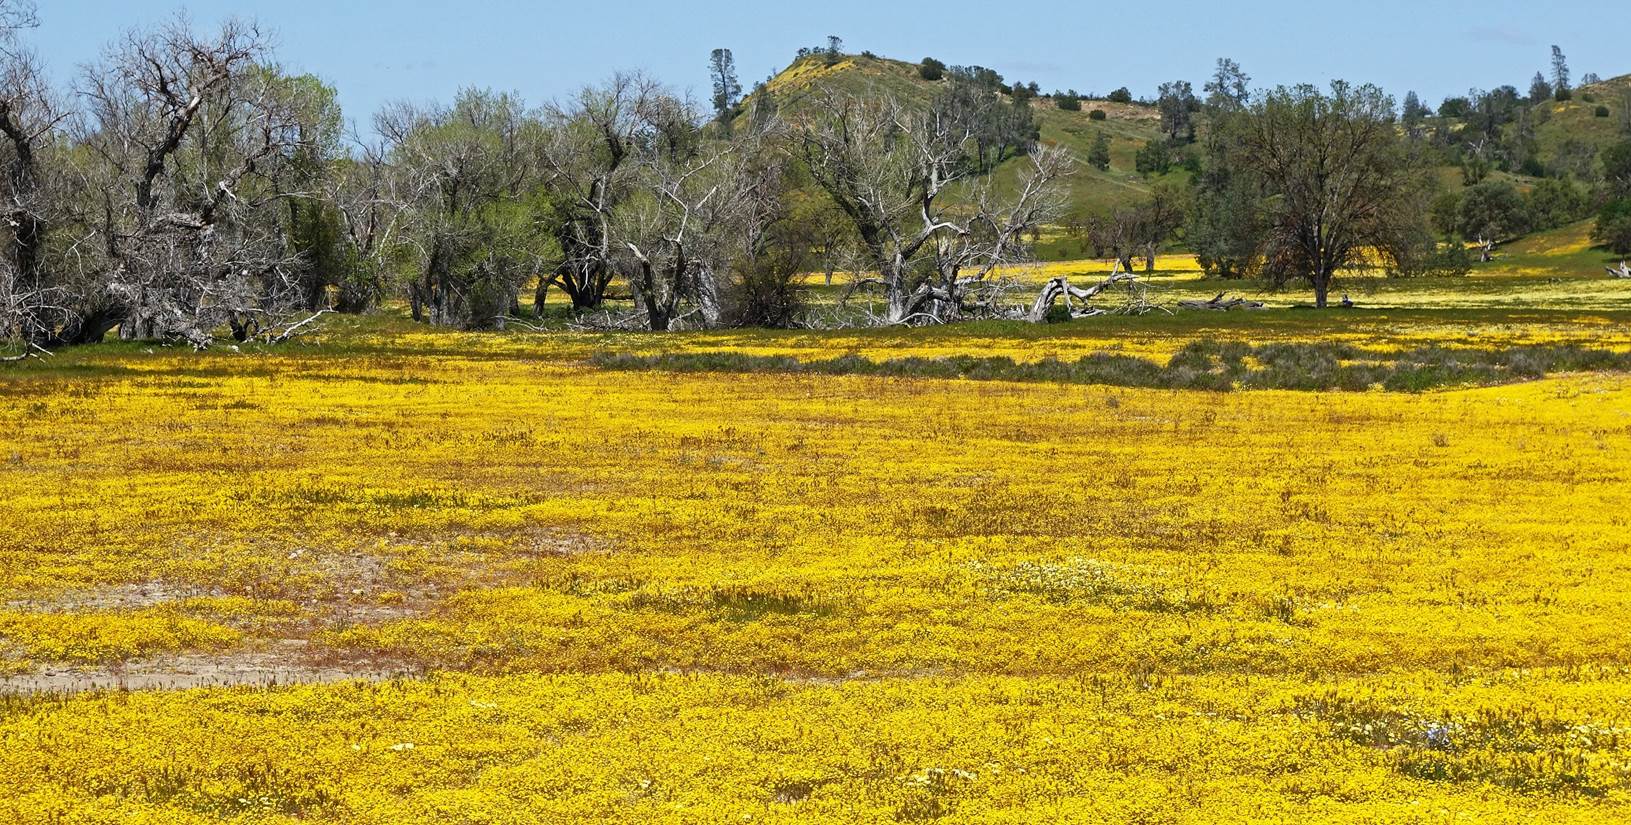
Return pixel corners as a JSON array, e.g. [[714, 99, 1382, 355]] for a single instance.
[[750, 52, 1184, 223]]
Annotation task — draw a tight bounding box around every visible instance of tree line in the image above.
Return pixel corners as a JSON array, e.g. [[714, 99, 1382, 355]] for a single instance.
[[5, 6, 1627, 352], [1061, 50, 1631, 301]]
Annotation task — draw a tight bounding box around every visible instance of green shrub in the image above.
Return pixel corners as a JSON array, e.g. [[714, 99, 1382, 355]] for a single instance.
[[1088, 109, 1107, 121], [1594, 200, 1631, 254]]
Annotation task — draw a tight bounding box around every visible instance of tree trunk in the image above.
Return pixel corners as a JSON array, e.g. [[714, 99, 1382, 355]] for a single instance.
[[532, 276, 550, 317], [1313, 271, 1330, 308], [120, 311, 154, 341]]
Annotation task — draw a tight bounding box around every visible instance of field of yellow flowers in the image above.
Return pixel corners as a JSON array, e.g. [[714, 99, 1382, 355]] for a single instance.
[[3, 305, 1631, 822]]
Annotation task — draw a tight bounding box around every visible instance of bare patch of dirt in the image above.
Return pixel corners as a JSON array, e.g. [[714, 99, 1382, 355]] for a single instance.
[[4, 582, 219, 613], [0, 640, 421, 695], [0, 525, 603, 695]]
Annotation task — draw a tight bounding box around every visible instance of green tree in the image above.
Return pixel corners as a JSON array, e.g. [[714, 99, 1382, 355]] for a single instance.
[[1134, 139, 1171, 175], [1235, 82, 1432, 306], [1401, 91, 1428, 126], [1429, 191, 1462, 238], [1525, 178, 1587, 230], [1551, 45, 1571, 101], [1457, 180, 1530, 244], [708, 48, 741, 123], [1156, 80, 1197, 143], [1438, 96, 1471, 118], [1187, 109, 1263, 279], [824, 35, 843, 65], [1602, 140, 1631, 199], [1087, 131, 1111, 171], [1528, 72, 1553, 104], [1107, 87, 1133, 103], [918, 57, 945, 81], [384, 88, 544, 328], [1203, 58, 1251, 112], [934, 67, 1038, 172], [1593, 200, 1631, 254]]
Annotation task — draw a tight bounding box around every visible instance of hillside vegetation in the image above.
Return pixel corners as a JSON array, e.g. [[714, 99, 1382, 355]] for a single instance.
[[753, 52, 1181, 220]]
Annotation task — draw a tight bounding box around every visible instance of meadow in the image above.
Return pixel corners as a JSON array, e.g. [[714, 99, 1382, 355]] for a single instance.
[[3, 266, 1631, 822]]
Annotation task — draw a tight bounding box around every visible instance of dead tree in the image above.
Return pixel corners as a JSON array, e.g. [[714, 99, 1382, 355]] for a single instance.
[[614, 96, 779, 331], [77, 18, 316, 347], [0, 9, 57, 345], [1027, 262, 1141, 321], [325, 137, 405, 312], [1135, 184, 1186, 273], [1177, 292, 1266, 310], [537, 74, 656, 313], [1087, 208, 1141, 274], [797, 92, 1069, 325]]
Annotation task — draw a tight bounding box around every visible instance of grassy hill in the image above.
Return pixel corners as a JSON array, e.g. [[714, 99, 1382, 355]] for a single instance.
[[752, 53, 1179, 221], [1535, 73, 1631, 164], [752, 53, 1629, 275]]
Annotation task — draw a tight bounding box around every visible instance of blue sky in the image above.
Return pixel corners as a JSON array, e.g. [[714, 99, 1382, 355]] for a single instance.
[[26, 0, 1627, 131]]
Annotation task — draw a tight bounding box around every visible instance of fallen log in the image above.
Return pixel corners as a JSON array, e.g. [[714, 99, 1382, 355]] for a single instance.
[[1027, 263, 1141, 322], [1607, 261, 1631, 279], [1177, 293, 1265, 311]]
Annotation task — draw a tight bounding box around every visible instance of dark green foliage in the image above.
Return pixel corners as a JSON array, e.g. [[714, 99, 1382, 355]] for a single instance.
[[1594, 200, 1631, 254], [824, 35, 843, 65], [1088, 109, 1106, 121], [1055, 92, 1081, 111], [1429, 192, 1462, 238], [1525, 178, 1587, 231], [1401, 91, 1428, 125], [1188, 121, 1264, 280], [1134, 140, 1171, 175], [1460, 153, 1490, 185], [287, 200, 347, 311], [1602, 141, 1631, 198], [1437, 97, 1471, 119], [934, 67, 1039, 172], [1596, 105, 1611, 118], [1107, 87, 1133, 104], [1529, 73, 1553, 104], [708, 48, 741, 122], [1204, 58, 1252, 113], [1551, 46, 1571, 101], [918, 57, 946, 81], [590, 342, 1631, 393], [1087, 131, 1111, 171], [1457, 180, 1530, 241], [1156, 80, 1197, 143], [1395, 238, 1473, 278]]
